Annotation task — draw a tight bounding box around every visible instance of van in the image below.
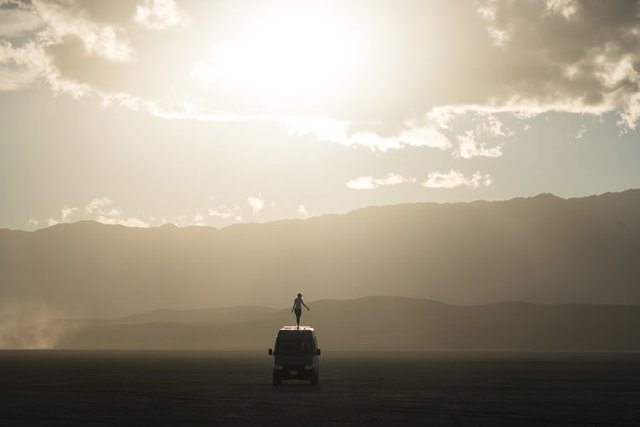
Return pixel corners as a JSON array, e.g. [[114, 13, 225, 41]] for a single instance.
[[268, 326, 321, 385]]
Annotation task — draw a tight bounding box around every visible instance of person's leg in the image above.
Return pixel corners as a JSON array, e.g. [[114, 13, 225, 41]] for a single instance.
[[295, 309, 302, 326]]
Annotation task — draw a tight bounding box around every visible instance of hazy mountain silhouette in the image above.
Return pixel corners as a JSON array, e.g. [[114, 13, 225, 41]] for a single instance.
[[1, 190, 640, 317], [110, 306, 279, 325], [57, 296, 640, 351]]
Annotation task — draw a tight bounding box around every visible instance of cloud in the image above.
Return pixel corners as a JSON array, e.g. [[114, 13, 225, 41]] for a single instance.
[[575, 125, 587, 140], [82, 197, 149, 227], [346, 176, 376, 190], [298, 205, 310, 219], [44, 204, 77, 226], [0, 40, 47, 90], [475, 0, 640, 129], [456, 131, 503, 159], [0, 4, 44, 37], [85, 196, 112, 214], [247, 196, 265, 216], [423, 170, 493, 190], [60, 205, 77, 221], [545, 0, 580, 20], [134, 0, 188, 30], [284, 116, 451, 152], [208, 205, 234, 219], [193, 210, 205, 226], [35, 1, 132, 62], [95, 215, 149, 228], [347, 173, 415, 190], [2, 0, 639, 154]]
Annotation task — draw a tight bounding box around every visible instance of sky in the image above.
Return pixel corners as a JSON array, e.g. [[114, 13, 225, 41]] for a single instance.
[[1, 0, 639, 231]]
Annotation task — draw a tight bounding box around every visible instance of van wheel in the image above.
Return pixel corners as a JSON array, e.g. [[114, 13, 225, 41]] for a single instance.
[[273, 371, 282, 386], [310, 369, 319, 385]]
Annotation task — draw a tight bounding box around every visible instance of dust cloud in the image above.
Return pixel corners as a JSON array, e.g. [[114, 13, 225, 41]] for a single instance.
[[0, 301, 75, 349]]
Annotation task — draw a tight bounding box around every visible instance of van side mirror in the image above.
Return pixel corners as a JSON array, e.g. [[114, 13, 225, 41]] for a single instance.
[[268, 348, 273, 356], [316, 349, 321, 356]]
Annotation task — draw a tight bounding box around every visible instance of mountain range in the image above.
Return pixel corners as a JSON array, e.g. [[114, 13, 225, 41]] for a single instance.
[[1, 189, 640, 319], [55, 296, 640, 351]]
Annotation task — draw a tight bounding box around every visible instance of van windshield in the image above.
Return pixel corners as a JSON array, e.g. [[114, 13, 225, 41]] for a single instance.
[[275, 340, 314, 355]]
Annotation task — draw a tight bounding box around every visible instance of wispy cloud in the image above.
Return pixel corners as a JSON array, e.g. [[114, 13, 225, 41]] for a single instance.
[[423, 170, 493, 190], [545, 0, 580, 20], [247, 196, 265, 217], [575, 125, 587, 140], [284, 116, 451, 152], [85, 196, 112, 214], [46, 205, 78, 226], [39, 197, 149, 228], [2, 0, 639, 160], [83, 197, 148, 228], [193, 210, 205, 226], [456, 131, 503, 159], [475, 0, 640, 130], [135, 0, 189, 30], [298, 205, 310, 219], [0, 3, 44, 37], [346, 173, 415, 190], [348, 170, 492, 191]]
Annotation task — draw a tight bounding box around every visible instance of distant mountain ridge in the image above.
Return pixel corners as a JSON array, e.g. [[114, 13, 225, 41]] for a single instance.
[[56, 296, 640, 351], [110, 306, 280, 325], [1, 189, 640, 317]]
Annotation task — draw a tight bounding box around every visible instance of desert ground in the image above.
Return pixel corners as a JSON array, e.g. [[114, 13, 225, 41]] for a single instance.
[[1, 351, 639, 425]]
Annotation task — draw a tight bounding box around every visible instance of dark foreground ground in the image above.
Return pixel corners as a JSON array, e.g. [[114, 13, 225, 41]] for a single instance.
[[1, 351, 639, 426]]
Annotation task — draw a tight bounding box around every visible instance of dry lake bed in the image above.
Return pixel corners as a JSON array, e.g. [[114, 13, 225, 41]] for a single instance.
[[1, 350, 639, 425]]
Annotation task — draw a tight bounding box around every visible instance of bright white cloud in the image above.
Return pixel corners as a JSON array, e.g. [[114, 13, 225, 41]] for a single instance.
[[0, 40, 47, 91], [60, 206, 78, 221], [346, 176, 376, 190], [456, 131, 503, 159], [135, 0, 188, 30], [208, 205, 234, 219], [347, 173, 414, 190], [35, 2, 132, 62], [423, 170, 493, 190], [298, 205, 310, 219], [193, 211, 205, 226], [575, 125, 587, 140], [2, 0, 639, 162], [95, 215, 149, 228], [88, 197, 148, 227], [618, 93, 640, 131], [247, 196, 265, 216], [85, 196, 112, 214], [284, 116, 450, 152], [42, 204, 78, 227]]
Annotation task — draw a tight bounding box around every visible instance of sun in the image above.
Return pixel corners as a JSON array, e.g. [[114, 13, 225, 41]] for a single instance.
[[205, 6, 357, 103]]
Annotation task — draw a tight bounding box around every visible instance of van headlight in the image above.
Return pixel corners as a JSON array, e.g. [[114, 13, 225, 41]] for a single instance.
[[274, 365, 283, 370], [304, 365, 313, 370]]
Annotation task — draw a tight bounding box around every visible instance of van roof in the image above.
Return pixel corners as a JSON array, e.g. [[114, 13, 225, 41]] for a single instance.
[[279, 326, 314, 332]]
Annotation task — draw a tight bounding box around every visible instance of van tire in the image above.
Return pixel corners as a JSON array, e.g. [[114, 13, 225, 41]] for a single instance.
[[310, 368, 319, 385], [273, 371, 282, 386]]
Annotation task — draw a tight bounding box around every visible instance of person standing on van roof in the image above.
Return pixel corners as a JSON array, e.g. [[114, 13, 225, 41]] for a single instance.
[[291, 293, 310, 328]]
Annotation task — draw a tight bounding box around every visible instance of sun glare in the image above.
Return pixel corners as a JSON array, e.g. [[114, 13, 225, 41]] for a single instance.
[[205, 7, 357, 102]]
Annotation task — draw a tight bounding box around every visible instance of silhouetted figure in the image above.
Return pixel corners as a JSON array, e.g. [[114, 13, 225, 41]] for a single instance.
[[291, 293, 310, 329]]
